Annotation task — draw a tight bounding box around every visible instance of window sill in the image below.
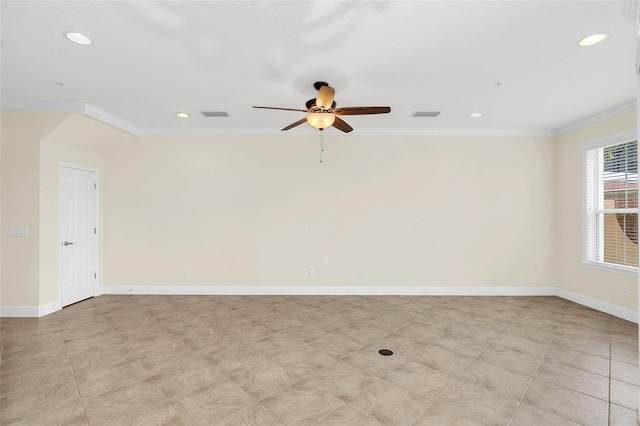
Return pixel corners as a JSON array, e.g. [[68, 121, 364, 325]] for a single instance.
[[583, 261, 638, 277]]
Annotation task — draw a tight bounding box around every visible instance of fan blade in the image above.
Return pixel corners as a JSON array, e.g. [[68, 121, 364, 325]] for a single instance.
[[332, 116, 353, 133], [281, 117, 308, 131], [253, 106, 309, 113], [317, 86, 335, 109], [334, 106, 391, 115]]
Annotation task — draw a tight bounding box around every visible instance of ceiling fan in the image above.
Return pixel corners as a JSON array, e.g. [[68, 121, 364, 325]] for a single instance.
[[253, 82, 391, 133]]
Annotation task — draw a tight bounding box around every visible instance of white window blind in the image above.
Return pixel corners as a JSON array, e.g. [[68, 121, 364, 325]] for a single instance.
[[584, 133, 638, 273]]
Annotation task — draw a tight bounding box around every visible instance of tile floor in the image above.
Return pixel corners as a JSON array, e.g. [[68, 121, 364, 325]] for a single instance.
[[0, 295, 638, 425]]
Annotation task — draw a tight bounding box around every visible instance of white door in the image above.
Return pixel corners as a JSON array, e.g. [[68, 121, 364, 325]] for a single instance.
[[60, 166, 98, 306]]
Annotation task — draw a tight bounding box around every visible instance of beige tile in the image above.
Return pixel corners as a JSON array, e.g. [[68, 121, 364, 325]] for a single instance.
[[511, 403, 580, 426], [551, 333, 610, 359], [462, 313, 510, 333], [610, 379, 638, 410], [611, 332, 639, 351], [125, 333, 185, 358], [457, 359, 530, 400], [432, 333, 488, 358], [83, 378, 167, 426], [503, 322, 558, 344], [215, 403, 285, 426], [2, 331, 65, 357], [314, 403, 383, 425], [363, 331, 427, 358], [206, 343, 269, 378], [152, 358, 225, 400], [410, 344, 473, 376], [609, 403, 640, 426], [259, 314, 305, 333], [341, 322, 394, 345], [0, 295, 631, 426], [0, 357, 74, 398], [522, 379, 608, 426], [69, 343, 134, 375], [136, 343, 200, 376], [76, 358, 150, 398], [170, 322, 223, 341], [250, 333, 307, 359], [0, 377, 81, 424], [172, 379, 254, 425], [232, 322, 279, 344], [349, 378, 431, 425], [535, 360, 609, 401], [276, 321, 341, 343], [429, 380, 519, 425], [260, 381, 344, 426], [229, 359, 301, 399], [342, 346, 407, 377], [383, 358, 454, 401], [612, 345, 639, 366], [60, 322, 114, 341], [308, 331, 366, 358], [543, 345, 609, 376], [13, 402, 87, 426], [413, 313, 461, 331], [271, 344, 336, 378], [612, 360, 640, 386], [4, 319, 60, 342], [65, 332, 124, 358], [445, 322, 500, 344], [561, 313, 610, 331], [118, 324, 172, 342], [478, 344, 542, 377], [112, 402, 184, 426], [394, 322, 445, 344], [303, 360, 378, 401]]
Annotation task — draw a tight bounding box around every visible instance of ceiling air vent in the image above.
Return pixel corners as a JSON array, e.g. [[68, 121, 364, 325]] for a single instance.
[[412, 111, 441, 118], [200, 111, 229, 117]]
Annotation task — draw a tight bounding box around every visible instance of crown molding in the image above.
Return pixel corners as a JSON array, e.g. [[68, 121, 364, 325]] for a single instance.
[[555, 101, 637, 136], [1, 101, 635, 138]]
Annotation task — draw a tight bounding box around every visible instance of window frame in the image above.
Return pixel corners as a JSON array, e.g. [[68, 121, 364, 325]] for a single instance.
[[582, 129, 638, 276]]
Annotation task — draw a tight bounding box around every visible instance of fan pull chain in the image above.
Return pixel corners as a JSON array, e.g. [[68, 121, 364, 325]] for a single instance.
[[320, 133, 325, 163]]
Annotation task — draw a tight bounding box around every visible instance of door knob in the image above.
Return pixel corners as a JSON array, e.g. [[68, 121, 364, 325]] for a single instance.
[[63, 241, 74, 246]]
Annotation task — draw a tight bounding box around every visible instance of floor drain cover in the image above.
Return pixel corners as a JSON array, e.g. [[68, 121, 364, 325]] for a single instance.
[[378, 349, 393, 356]]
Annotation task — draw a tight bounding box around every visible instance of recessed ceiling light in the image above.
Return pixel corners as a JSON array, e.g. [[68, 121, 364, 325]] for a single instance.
[[469, 112, 483, 118], [578, 33, 608, 47], [63, 31, 92, 45], [176, 112, 190, 118]]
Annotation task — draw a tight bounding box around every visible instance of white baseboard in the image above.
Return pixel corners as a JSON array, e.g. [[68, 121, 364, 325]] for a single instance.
[[0, 300, 62, 317], [39, 300, 62, 317], [556, 288, 639, 323], [1, 285, 637, 323], [101, 285, 557, 297], [0, 305, 41, 317]]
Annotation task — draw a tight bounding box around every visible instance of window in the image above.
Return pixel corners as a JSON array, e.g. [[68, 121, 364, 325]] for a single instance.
[[583, 130, 638, 274]]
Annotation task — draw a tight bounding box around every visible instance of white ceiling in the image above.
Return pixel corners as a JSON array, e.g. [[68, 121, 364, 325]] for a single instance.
[[0, 0, 637, 134]]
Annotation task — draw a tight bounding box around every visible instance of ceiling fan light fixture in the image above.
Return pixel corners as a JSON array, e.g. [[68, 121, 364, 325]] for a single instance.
[[316, 86, 335, 110], [307, 113, 335, 130]]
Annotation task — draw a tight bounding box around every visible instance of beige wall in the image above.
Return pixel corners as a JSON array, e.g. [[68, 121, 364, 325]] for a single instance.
[[556, 111, 637, 311], [1, 110, 637, 318], [38, 115, 126, 305], [0, 112, 129, 307], [0, 112, 70, 306], [103, 133, 557, 288]]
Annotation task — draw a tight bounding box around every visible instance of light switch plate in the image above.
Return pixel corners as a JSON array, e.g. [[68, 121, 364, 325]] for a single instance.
[[8, 227, 28, 237]]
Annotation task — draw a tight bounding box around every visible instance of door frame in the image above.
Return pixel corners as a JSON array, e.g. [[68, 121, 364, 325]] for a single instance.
[[58, 162, 101, 307]]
